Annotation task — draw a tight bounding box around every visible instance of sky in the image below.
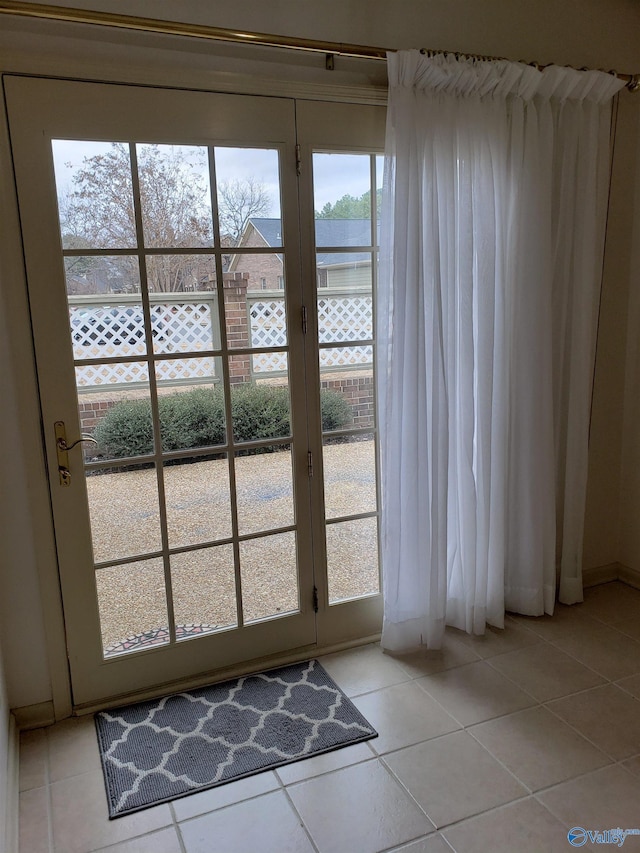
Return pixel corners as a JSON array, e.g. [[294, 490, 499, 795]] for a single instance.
[[51, 140, 384, 218]]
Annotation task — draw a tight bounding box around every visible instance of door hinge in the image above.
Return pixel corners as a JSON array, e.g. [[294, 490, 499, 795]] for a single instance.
[[307, 450, 313, 478], [295, 143, 301, 176], [313, 585, 319, 613], [301, 304, 308, 334]]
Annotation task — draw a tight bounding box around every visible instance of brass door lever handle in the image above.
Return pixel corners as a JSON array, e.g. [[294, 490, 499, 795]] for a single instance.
[[56, 434, 98, 452], [54, 421, 97, 486]]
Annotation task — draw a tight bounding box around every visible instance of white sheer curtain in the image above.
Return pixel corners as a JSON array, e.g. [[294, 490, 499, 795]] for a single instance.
[[378, 50, 623, 651]]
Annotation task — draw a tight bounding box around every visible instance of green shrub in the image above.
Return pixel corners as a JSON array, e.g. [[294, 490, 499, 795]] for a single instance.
[[93, 398, 154, 459], [160, 387, 226, 450], [93, 384, 352, 460], [231, 384, 290, 445], [320, 387, 353, 431]]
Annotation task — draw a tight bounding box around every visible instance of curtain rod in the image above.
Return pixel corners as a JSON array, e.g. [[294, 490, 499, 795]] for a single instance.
[[1, 0, 638, 92]]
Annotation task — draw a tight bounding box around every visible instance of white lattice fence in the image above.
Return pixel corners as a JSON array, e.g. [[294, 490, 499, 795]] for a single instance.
[[248, 290, 373, 375], [70, 289, 372, 388], [71, 298, 218, 388]]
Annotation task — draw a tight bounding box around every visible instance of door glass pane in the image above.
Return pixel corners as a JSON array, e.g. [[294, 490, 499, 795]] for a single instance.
[[86, 465, 162, 563], [323, 434, 377, 520], [320, 346, 374, 431], [326, 518, 379, 604], [214, 147, 282, 248], [317, 252, 372, 293], [52, 140, 137, 249], [317, 254, 372, 345], [145, 253, 217, 302], [224, 256, 287, 350], [231, 365, 291, 444], [64, 255, 140, 297], [150, 260, 220, 353], [157, 356, 223, 393], [235, 447, 294, 536], [97, 558, 168, 657], [137, 144, 214, 249], [313, 152, 372, 244], [70, 302, 147, 360], [241, 532, 298, 623], [79, 369, 155, 461], [250, 350, 289, 383], [155, 358, 226, 452], [171, 546, 237, 636], [164, 455, 232, 548]]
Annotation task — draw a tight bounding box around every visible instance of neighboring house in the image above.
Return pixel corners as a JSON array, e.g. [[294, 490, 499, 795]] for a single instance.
[[230, 217, 378, 290], [228, 218, 284, 290]]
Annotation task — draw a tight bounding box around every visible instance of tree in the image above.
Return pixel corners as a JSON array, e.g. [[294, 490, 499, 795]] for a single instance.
[[217, 177, 271, 246], [315, 188, 382, 220], [59, 143, 271, 292]]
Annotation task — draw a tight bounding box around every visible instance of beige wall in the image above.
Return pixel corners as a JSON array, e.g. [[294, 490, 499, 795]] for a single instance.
[[0, 0, 639, 716], [619, 107, 640, 570], [583, 96, 640, 570], [0, 630, 13, 848]]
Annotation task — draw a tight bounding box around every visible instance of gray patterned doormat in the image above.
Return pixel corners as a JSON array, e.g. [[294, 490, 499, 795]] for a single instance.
[[95, 659, 377, 818]]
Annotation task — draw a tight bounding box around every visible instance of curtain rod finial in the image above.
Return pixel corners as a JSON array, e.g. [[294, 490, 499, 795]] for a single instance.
[[628, 74, 640, 93]]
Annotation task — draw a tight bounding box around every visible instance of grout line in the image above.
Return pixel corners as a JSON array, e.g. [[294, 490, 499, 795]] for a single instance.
[[281, 754, 379, 788], [174, 821, 188, 853], [175, 787, 284, 825], [461, 726, 536, 797], [531, 762, 627, 799], [439, 794, 570, 843], [373, 754, 438, 829], [43, 727, 54, 853], [542, 687, 640, 764], [279, 785, 321, 853], [86, 827, 183, 853], [615, 675, 640, 697], [380, 744, 529, 833], [169, 801, 188, 853], [275, 747, 375, 786], [376, 830, 450, 853]]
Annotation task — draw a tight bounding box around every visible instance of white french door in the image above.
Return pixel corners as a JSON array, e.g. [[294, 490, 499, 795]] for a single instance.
[[6, 75, 385, 709]]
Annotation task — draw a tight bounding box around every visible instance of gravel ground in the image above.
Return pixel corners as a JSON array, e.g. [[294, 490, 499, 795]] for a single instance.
[[86, 440, 380, 651]]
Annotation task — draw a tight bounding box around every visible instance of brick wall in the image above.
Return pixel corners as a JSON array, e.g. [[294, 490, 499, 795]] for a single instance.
[[223, 272, 252, 384], [321, 374, 375, 430]]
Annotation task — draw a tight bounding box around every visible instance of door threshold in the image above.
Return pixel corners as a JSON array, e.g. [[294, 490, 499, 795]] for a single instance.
[[72, 632, 382, 716]]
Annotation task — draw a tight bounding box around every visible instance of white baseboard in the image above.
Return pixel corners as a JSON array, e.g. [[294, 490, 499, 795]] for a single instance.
[[2, 714, 19, 853], [582, 562, 621, 588], [12, 700, 55, 731], [582, 562, 640, 590], [618, 563, 640, 590]]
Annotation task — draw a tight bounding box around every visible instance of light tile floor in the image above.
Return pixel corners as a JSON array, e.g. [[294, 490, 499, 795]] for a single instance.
[[18, 581, 640, 853]]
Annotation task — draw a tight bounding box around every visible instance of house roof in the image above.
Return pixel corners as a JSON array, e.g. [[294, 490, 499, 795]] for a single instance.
[[249, 218, 283, 247], [248, 217, 377, 266]]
